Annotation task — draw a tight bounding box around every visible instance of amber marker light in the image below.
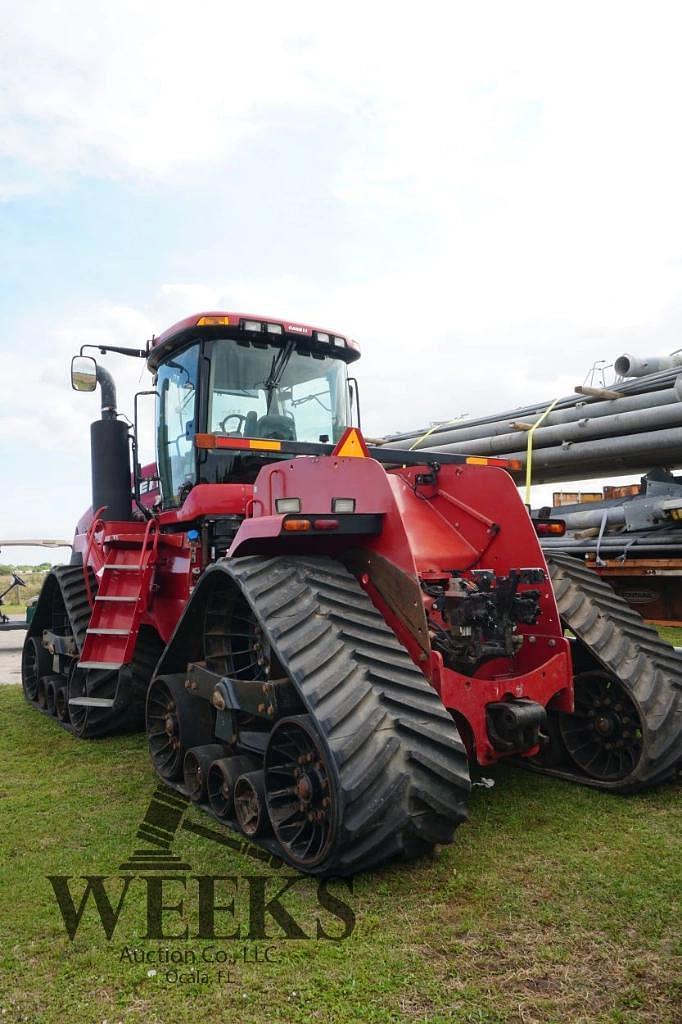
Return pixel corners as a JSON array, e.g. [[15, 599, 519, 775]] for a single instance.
[[283, 519, 312, 532]]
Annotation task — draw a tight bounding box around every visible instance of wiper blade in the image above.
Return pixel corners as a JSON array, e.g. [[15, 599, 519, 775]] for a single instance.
[[262, 338, 296, 411]]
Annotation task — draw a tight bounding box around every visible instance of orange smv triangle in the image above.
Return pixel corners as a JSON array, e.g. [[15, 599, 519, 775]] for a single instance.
[[332, 427, 370, 458]]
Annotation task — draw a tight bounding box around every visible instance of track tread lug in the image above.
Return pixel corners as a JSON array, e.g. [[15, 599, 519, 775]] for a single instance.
[[545, 554, 682, 790], [198, 554, 470, 874]]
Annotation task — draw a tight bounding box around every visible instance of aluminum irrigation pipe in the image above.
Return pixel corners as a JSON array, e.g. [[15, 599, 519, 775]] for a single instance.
[[525, 398, 561, 506], [417, 398, 682, 457], [421, 427, 682, 484], [385, 382, 682, 449], [614, 352, 682, 378]]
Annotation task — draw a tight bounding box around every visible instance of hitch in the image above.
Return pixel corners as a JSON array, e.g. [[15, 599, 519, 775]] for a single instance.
[[486, 698, 547, 753]]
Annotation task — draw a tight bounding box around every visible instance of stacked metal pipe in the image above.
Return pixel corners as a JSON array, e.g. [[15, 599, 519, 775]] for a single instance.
[[537, 471, 682, 556], [383, 355, 682, 484]]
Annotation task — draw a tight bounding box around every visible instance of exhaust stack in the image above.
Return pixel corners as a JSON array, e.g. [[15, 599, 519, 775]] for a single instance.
[[90, 364, 133, 522]]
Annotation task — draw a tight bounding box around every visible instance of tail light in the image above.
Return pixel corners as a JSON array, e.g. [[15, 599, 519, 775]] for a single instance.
[[533, 519, 566, 537]]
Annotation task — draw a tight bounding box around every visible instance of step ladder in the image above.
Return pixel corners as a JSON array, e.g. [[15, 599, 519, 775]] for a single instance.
[[72, 518, 160, 703]]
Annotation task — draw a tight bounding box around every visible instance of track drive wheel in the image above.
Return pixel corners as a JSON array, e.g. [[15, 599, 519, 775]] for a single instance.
[[559, 671, 643, 782], [147, 675, 214, 780], [265, 716, 337, 870], [545, 553, 682, 791]]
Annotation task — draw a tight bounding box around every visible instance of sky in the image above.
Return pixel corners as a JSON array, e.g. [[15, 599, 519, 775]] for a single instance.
[[3, 1, 682, 562]]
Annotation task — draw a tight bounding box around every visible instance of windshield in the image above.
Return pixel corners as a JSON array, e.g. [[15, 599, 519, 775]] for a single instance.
[[208, 339, 349, 443]]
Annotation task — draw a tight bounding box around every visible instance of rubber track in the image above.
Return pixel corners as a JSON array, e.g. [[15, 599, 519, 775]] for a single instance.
[[75, 625, 165, 738], [545, 553, 682, 791], [24, 566, 162, 737], [224, 555, 471, 875], [53, 565, 97, 650]]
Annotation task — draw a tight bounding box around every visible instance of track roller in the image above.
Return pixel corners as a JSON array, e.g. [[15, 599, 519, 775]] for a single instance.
[[67, 668, 88, 736], [55, 684, 70, 723], [36, 677, 48, 709], [45, 679, 60, 716], [207, 755, 259, 821], [234, 770, 270, 838], [183, 744, 228, 802]]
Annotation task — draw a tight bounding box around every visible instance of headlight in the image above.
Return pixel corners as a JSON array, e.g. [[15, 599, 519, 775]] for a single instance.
[[276, 497, 302, 513], [332, 498, 355, 513]]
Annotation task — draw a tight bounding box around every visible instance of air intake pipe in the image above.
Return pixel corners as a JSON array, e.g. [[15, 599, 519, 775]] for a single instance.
[[90, 365, 133, 522]]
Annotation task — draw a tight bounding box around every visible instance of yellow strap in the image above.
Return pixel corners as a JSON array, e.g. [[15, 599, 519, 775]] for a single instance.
[[525, 398, 560, 506], [408, 415, 466, 451]]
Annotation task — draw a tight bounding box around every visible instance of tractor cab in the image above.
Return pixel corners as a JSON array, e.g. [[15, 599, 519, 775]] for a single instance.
[[148, 313, 361, 507]]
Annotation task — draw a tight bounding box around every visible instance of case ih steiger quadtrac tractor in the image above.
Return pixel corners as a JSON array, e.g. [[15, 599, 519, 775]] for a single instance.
[[22, 312, 681, 875]]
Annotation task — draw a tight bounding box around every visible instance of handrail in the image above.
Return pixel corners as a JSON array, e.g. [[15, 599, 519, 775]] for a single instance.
[[82, 506, 107, 609], [138, 517, 160, 570]]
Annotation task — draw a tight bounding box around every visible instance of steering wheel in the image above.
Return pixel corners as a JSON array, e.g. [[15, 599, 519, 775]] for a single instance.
[[264, 428, 293, 440], [218, 414, 247, 434]]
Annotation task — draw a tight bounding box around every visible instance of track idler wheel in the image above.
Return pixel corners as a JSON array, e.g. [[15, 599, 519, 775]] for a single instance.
[[234, 770, 270, 838], [183, 744, 228, 802], [21, 636, 52, 703], [264, 716, 337, 870], [207, 755, 259, 821], [146, 675, 215, 781], [559, 671, 644, 782]]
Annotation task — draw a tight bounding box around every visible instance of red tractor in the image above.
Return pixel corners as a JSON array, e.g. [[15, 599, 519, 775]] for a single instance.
[[22, 312, 678, 875]]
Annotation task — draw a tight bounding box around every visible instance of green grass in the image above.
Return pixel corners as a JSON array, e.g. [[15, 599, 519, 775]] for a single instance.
[[1, 602, 28, 617], [1, 687, 680, 1024], [656, 626, 682, 647]]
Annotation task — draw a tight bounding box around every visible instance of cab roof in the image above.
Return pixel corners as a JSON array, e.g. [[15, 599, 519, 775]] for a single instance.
[[147, 311, 361, 369]]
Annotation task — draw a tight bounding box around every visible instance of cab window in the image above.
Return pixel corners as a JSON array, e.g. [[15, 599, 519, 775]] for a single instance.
[[156, 345, 199, 505]]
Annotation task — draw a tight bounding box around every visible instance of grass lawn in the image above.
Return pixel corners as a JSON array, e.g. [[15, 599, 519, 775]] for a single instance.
[[656, 626, 682, 647], [0, 603, 27, 618], [0, 686, 680, 1024]]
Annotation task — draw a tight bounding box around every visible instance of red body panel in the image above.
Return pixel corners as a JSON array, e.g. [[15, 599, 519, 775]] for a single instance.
[[76, 448, 572, 766], [228, 454, 573, 763]]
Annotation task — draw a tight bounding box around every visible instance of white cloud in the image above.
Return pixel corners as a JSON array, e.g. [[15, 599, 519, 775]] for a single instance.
[[4, 1, 682, 554]]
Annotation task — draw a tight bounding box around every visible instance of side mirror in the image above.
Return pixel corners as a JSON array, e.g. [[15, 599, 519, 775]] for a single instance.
[[71, 355, 97, 392]]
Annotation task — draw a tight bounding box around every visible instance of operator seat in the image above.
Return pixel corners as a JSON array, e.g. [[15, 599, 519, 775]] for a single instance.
[[255, 414, 296, 441], [244, 411, 258, 437]]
